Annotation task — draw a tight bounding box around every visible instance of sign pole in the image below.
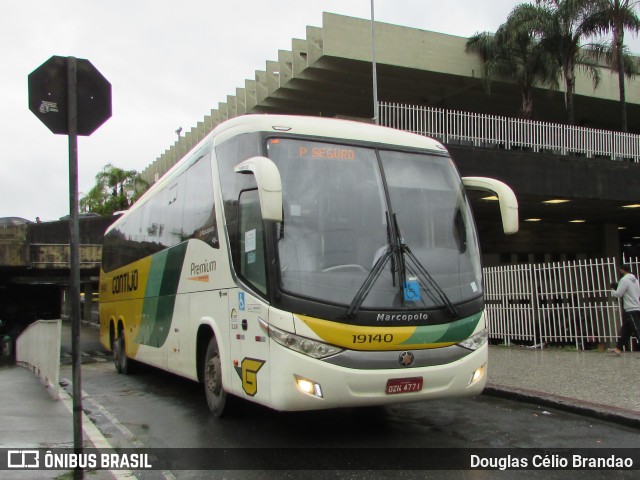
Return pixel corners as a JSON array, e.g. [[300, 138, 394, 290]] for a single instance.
[[29, 54, 111, 478], [67, 56, 84, 474]]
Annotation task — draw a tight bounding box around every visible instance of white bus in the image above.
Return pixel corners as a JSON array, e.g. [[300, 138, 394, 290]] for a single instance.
[[99, 114, 518, 416]]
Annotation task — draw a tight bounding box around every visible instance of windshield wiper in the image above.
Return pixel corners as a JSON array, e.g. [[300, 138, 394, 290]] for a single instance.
[[390, 213, 457, 318], [346, 213, 458, 319], [402, 244, 458, 318], [346, 212, 395, 318]]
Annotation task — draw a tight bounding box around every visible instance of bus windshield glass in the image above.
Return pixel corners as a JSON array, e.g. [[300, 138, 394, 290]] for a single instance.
[[268, 138, 481, 311]]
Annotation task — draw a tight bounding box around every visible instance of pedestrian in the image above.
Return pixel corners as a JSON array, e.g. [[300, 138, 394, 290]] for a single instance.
[[609, 264, 640, 355]]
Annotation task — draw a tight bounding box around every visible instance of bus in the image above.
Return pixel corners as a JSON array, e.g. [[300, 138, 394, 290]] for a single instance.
[[99, 114, 518, 416]]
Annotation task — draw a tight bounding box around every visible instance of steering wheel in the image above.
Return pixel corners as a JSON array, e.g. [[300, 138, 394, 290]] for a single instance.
[[322, 264, 368, 274]]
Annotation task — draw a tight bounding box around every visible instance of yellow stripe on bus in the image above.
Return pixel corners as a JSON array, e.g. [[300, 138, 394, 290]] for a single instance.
[[296, 314, 459, 351], [99, 256, 152, 357]]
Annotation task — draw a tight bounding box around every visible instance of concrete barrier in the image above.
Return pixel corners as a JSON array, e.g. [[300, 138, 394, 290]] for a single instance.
[[16, 319, 61, 398]]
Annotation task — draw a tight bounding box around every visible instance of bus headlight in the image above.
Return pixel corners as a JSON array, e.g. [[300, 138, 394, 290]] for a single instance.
[[294, 375, 324, 398], [457, 328, 488, 351], [469, 364, 486, 386], [266, 324, 343, 359]]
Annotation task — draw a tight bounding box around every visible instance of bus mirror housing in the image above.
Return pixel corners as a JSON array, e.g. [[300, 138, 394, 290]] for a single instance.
[[462, 177, 519, 235], [234, 156, 283, 222]]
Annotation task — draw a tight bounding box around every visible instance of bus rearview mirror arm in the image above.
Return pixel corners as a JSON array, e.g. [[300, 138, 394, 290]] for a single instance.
[[234, 156, 283, 222], [462, 177, 519, 235]]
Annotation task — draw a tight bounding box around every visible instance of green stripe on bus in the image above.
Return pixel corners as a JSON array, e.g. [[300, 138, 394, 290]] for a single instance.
[[136, 242, 188, 348], [400, 312, 482, 345]]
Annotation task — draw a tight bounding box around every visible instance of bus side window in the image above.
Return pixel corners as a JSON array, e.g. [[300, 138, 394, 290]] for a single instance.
[[184, 153, 218, 247], [216, 132, 262, 277], [238, 189, 267, 295]]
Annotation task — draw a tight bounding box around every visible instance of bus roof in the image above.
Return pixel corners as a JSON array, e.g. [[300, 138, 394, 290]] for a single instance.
[[211, 114, 447, 152], [108, 115, 449, 234]]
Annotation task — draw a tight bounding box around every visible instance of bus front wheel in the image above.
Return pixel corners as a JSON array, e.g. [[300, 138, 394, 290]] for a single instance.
[[204, 336, 229, 417]]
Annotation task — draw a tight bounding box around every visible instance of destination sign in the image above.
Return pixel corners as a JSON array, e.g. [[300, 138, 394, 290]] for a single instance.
[[268, 139, 357, 161], [299, 146, 356, 160]]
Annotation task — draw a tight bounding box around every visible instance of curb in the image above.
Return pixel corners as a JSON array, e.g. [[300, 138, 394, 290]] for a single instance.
[[484, 383, 640, 430]]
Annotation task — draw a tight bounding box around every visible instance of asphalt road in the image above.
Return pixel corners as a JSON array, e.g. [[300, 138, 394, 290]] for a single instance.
[[59, 345, 640, 480]]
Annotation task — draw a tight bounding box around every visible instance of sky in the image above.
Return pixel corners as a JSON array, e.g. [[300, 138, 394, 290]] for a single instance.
[[2, 1, 639, 222]]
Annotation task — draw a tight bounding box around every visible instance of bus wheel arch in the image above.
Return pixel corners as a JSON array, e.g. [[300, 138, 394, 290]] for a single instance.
[[108, 319, 116, 353], [196, 325, 213, 384]]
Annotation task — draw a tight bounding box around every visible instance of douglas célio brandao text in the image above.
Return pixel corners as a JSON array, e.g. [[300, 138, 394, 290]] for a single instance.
[[470, 453, 634, 470]]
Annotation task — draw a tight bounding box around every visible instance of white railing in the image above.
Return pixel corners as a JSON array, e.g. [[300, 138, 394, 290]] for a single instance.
[[483, 257, 640, 350], [380, 102, 640, 162], [16, 319, 61, 398]]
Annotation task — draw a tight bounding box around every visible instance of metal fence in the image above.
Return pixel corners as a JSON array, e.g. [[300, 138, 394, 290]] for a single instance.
[[379, 102, 640, 162], [483, 257, 640, 350]]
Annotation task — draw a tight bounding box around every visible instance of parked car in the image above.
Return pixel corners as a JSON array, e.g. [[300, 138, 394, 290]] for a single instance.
[[0, 217, 33, 227], [58, 212, 101, 220]]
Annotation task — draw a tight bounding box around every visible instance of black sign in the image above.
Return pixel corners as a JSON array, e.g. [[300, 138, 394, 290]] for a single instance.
[[28, 55, 111, 136]]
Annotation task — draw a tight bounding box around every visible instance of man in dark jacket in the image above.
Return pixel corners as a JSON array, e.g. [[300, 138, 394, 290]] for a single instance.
[[609, 264, 640, 355]]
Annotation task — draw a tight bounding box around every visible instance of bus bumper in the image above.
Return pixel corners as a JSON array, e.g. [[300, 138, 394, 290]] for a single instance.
[[264, 342, 488, 411]]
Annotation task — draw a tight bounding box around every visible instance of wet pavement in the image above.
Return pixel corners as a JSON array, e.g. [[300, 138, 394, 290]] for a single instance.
[[0, 321, 639, 478], [485, 344, 640, 427]]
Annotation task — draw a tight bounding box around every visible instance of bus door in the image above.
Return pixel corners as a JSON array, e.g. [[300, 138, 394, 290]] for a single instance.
[[225, 184, 272, 401], [227, 289, 271, 402]]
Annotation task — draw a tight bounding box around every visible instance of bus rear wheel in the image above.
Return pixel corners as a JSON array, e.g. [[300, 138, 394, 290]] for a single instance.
[[204, 336, 229, 417], [114, 334, 131, 375]]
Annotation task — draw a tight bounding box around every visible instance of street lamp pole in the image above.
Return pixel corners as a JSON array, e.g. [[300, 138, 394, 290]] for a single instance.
[[370, 0, 379, 125]]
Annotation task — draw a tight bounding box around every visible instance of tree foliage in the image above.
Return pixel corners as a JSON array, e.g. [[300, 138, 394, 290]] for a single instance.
[[508, 0, 603, 125], [466, 5, 560, 119], [80, 163, 148, 215], [467, 0, 639, 128], [583, 0, 640, 131]]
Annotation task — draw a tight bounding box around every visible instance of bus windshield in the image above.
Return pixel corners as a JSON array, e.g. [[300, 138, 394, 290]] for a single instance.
[[268, 138, 482, 311]]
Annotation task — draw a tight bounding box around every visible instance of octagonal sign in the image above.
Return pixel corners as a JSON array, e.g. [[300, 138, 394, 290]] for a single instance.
[[28, 55, 111, 136]]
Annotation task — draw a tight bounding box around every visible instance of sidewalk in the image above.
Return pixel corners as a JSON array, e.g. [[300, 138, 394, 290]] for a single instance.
[[0, 366, 73, 449], [0, 322, 112, 479], [485, 344, 640, 428], [0, 365, 113, 479]]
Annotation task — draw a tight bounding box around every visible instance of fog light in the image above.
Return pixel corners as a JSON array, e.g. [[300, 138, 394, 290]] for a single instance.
[[469, 364, 486, 386], [294, 375, 323, 398]]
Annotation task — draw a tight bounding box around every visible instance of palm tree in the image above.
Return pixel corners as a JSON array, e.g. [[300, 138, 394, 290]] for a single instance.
[[79, 184, 108, 214], [585, 0, 640, 132], [512, 0, 603, 125], [466, 5, 559, 119], [96, 163, 148, 211], [81, 164, 148, 215]]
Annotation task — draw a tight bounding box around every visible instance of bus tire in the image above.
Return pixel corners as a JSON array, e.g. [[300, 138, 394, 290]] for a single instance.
[[204, 336, 229, 417], [114, 334, 131, 375]]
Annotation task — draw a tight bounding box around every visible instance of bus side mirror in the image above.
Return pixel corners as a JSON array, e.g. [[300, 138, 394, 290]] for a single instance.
[[462, 176, 519, 235], [234, 156, 283, 222]]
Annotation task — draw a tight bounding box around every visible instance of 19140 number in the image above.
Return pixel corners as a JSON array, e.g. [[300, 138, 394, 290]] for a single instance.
[[352, 333, 394, 344]]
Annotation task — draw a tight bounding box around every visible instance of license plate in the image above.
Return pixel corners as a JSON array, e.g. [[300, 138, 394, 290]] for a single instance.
[[386, 377, 423, 394]]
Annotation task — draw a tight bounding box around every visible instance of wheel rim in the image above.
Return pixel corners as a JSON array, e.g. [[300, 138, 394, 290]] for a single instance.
[[205, 353, 221, 398], [113, 337, 119, 367], [114, 335, 125, 371]]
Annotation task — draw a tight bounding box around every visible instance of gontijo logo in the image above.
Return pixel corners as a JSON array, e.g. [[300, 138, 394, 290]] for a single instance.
[[234, 357, 266, 396], [112, 269, 139, 294]]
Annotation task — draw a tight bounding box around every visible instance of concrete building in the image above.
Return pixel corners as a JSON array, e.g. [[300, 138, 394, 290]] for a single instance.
[[139, 12, 640, 266]]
